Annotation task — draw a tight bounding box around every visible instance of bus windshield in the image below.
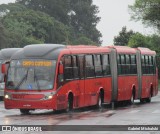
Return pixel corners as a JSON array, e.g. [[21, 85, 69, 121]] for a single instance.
[[6, 60, 56, 90]]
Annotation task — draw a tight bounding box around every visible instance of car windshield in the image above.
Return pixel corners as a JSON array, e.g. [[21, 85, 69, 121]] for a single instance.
[[6, 60, 56, 90]]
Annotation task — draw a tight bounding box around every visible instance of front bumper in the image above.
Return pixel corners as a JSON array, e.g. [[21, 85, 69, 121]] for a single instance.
[[5, 99, 56, 110]]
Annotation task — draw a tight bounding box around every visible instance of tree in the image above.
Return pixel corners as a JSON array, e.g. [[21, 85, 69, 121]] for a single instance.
[[69, 0, 102, 44], [16, 0, 102, 45], [128, 32, 149, 48], [114, 26, 135, 46], [16, 0, 71, 24], [0, 22, 8, 49], [1, 9, 70, 47], [128, 33, 160, 78], [129, 0, 160, 33], [71, 36, 97, 45], [0, 3, 26, 15]]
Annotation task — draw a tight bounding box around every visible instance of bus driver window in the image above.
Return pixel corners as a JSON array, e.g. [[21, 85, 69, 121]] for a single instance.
[[58, 60, 64, 84]]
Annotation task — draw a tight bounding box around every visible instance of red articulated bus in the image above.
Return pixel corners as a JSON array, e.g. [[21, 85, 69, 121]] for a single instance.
[[2, 44, 158, 114]]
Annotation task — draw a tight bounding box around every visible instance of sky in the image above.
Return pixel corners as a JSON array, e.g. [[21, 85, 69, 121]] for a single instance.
[[0, 0, 154, 46]]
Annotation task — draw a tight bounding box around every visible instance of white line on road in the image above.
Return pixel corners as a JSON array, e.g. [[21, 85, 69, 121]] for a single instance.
[[152, 110, 160, 113], [128, 110, 140, 113]]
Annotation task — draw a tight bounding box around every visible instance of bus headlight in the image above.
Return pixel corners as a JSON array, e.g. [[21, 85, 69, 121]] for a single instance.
[[45, 95, 53, 100], [5, 94, 11, 99], [48, 95, 53, 99], [44, 91, 56, 100]]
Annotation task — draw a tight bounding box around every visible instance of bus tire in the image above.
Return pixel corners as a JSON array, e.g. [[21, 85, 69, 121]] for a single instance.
[[20, 109, 30, 115], [140, 98, 145, 103], [146, 93, 151, 103], [66, 94, 73, 113], [130, 92, 135, 104], [97, 93, 103, 109]]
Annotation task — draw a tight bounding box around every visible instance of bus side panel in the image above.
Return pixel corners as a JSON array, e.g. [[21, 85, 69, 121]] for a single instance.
[[104, 77, 112, 103], [117, 76, 138, 101], [84, 78, 97, 106], [56, 79, 86, 110], [141, 75, 156, 98]]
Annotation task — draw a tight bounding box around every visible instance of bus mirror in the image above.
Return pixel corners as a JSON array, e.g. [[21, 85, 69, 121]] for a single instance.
[[59, 64, 64, 74], [1, 64, 7, 74]]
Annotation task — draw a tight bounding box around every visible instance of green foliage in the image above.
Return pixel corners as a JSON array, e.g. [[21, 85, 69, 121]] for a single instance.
[[128, 33, 160, 78], [69, 0, 102, 44], [129, 0, 160, 78], [128, 32, 149, 48], [0, 22, 8, 49], [16, 0, 102, 45], [0, 3, 26, 14], [1, 9, 70, 48], [114, 26, 135, 46], [16, 0, 71, 24], [129, 0, 160, 33], [71, 36, 97, 46]]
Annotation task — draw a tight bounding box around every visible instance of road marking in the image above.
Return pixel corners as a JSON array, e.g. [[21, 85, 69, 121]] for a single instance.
[[83, 111, 92, 114], [152, 110, 160, 113], [100, 110, 115, 115], [128, 110, 140, 113]]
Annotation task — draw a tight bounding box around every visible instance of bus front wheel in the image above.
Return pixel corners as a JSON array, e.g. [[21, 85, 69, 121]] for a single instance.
[[20, 109, 30, 115], [66, 95, 73, 112]]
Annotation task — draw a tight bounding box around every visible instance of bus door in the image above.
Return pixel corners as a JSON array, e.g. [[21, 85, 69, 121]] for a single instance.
[[110, 49, 118, 102], [77, 55, 85, 107], [84, 55, 96, 106], [136, 50, 142, 99]]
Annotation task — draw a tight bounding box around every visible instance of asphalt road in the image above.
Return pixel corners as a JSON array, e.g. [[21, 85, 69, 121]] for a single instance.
[[0, 94, 160, 134]]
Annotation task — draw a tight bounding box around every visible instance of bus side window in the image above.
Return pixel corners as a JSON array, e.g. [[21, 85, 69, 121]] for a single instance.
[[117, 55, 121, 75], [125, 55, 130, 74], [153, 56, 156, 74], [79, 56, 85, 79], [102, 54, 110, 76], [120, 55, 125, 74], [72, 55, 79, 79], [149, 56, 152, 74], [130, 55, 137, 74], [85, 55, 95, 78], [64, 55, 73, 80], [145, 55, 149, 74], [142, 55, 145, 74], [94, 55, 103, 77]]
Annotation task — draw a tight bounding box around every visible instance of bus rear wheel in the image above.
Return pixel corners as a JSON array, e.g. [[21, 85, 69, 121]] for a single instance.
[[20, 109, 30, 115], [130, 93, 134, 104], [140, 98, 145, 103], [97, 93, 103, 109], [146, 93, 151, 103]]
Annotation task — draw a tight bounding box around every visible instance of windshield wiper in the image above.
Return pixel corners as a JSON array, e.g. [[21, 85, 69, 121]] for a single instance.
[[34, 73, 40, 91], [14, 69, 29, 90]]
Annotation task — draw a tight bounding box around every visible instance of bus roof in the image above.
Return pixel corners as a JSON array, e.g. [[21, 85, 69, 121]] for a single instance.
[[10, 44, 156, 60], [11, 44, 66, 60], [106, 45, 137, 54], [67, 45, 97, 48], [0, 48, 21, 60], [136, 47, 156, 55], [11, 44, 111, 60]]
